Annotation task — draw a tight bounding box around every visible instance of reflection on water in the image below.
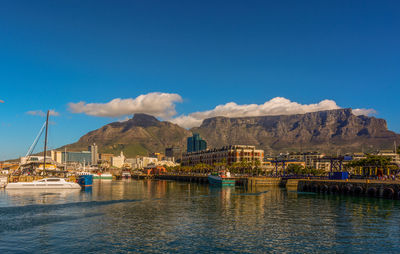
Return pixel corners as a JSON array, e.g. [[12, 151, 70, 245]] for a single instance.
[[0, 180, 400, 253]]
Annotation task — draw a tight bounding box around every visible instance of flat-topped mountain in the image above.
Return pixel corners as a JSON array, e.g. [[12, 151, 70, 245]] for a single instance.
[[64, 109, 400, 156], [192, 108, 400, 154]]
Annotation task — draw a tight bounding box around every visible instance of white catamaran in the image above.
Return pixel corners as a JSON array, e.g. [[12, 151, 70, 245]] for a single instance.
[[6, 110, 81, 190]]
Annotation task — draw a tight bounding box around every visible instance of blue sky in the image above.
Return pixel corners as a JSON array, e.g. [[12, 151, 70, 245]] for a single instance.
[[0, 0, 399, 160]]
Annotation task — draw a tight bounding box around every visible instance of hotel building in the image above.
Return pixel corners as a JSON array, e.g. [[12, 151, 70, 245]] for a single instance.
[[181, 145, 264, 167]]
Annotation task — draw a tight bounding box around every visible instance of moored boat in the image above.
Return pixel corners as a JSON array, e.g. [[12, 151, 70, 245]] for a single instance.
[[122, 172, 131, 179], [6, 178, 81, 189], [208, 172, 235, 186], [93, 173, 113, 180], [0, 176, 7, 188]]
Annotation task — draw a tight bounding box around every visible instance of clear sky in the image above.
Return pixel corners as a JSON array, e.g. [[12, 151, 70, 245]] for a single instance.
[[0, 0, 399, 160]]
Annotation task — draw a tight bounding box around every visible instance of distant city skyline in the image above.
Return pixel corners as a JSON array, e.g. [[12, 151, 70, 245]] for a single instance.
[[1, 0, 399, 160]]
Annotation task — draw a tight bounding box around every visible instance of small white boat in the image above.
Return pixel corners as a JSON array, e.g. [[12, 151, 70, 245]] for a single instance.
[[122, 172, 131, 179], [0, 176, 7, 188], [6, 178, 81, 189]]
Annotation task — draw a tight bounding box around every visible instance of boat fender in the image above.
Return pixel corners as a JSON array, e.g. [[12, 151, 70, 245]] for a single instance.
[[353, 186, 363, 195], [329, 185, 339, 193], [341, 185, 351, 194], [367, 187, 377, 197], [383, 188, 394, 199]]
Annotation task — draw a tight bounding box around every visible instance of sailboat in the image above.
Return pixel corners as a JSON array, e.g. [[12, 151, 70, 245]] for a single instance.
[[6, 110, 81, 190]]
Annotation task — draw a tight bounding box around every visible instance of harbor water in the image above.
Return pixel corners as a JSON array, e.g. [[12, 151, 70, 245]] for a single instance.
[[1, 180, 400, 253]]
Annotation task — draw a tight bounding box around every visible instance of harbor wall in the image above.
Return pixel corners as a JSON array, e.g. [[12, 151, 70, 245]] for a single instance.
[[296, 179, 400, 199]]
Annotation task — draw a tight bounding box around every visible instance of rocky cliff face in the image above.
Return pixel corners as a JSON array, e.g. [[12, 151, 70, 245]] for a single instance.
[[65, 109, 400, 156], [66, 114, 191, 157], [191, 108, 400, 153]]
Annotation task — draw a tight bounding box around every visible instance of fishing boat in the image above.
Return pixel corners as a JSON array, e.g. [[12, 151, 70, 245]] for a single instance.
[[122, 171, 131, 179], [6, 178, 81, 189], [208, 171, 235, 186], [92, 173, 113, 180]]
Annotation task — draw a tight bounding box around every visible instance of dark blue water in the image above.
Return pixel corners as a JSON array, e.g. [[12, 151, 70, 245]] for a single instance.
[[1, 180, 400, 253]]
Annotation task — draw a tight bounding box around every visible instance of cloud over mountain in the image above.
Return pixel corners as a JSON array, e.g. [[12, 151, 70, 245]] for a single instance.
[[172, 97, 343, 128], [68, 92, 182, 118], [68, 93, 376, 129]]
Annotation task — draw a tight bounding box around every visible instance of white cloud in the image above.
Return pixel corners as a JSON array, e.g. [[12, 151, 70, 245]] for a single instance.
[[26, 110, 60, 117], [352, 108, 377, 116], [68, 92, 182, 118], [171, 97, 344, 128], [67, 93, 377, 129], [118, 116, 130, 122]]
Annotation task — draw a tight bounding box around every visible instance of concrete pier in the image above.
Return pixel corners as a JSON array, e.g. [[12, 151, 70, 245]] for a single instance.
[[296, 179, 400, 199], [155, 174, 209, 184]]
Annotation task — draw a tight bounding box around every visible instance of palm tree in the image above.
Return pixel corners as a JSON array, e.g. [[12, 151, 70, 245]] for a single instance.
[[254, 159, 261, 176]]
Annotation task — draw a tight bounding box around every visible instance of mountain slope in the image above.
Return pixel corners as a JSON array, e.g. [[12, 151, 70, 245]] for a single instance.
[[191, 108, 400, 154], [65, 114, 191, 157], [64, 109, 400, 156]]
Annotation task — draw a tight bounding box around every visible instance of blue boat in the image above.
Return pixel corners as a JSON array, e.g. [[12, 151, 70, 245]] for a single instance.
[[78, 174, 93, 188], [208, 172, 235, 186]]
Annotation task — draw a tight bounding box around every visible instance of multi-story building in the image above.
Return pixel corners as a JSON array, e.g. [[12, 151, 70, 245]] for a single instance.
[[187, 134, 207, 153], [21, 155, 52, 164], [88, 143, 98, 165], [181, 145, 264, 167], [150, 152, 165, 161], [111, 152, 125, 168], [375, 150, 400, 165], [286, 152, 325, 168], [126, 157, 158, 169], [51, 151, 92, 166], [165, 147, 182, 161], [99, 153, 114, 164]]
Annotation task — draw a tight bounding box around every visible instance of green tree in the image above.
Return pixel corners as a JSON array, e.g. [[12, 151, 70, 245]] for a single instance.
[[286, 164, 305, 175], [254, 159, 262, 176]]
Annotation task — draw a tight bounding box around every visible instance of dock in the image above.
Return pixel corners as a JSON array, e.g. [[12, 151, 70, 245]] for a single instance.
[[295, 179, 400, 199]]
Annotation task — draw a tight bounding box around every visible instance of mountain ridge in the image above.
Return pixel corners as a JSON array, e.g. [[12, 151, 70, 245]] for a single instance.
[[62, 109, 400, 156]]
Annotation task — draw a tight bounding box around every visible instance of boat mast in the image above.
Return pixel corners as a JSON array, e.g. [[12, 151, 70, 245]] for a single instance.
[[43, 110, 50, 175]]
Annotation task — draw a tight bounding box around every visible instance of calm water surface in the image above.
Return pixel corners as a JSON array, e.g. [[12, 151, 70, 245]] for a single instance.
[[1, 180, 400, 253]]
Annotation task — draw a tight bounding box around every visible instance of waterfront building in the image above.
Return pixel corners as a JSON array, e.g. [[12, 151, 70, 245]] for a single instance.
[[126, 156, 158, 169], [181, 145, 264, 167], [375, 150, 400, 165], [286, 152, 325, 168], [99, 153, 113, 164], [144, 165, 166, 175], [0, 162, 19, 174], [187, 133, 207, 153], [51, 150, 92, 166], [88, 143, 99, 165], [150, 152, 165, 161], [111, 151, 126, 168], [165, 147, 182, 161], [265, 160, 307, 174], [21, 155, 52, 164]]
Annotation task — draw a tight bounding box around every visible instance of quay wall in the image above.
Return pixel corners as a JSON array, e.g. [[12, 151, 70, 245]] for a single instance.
[[297, 179, 400, 199], [155, 174, 209, 184]]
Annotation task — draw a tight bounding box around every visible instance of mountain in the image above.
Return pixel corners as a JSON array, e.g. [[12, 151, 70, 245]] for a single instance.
[[64, 114, 191, 157], [191, 108, 400, 154], [64, 109, 400, 156]]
